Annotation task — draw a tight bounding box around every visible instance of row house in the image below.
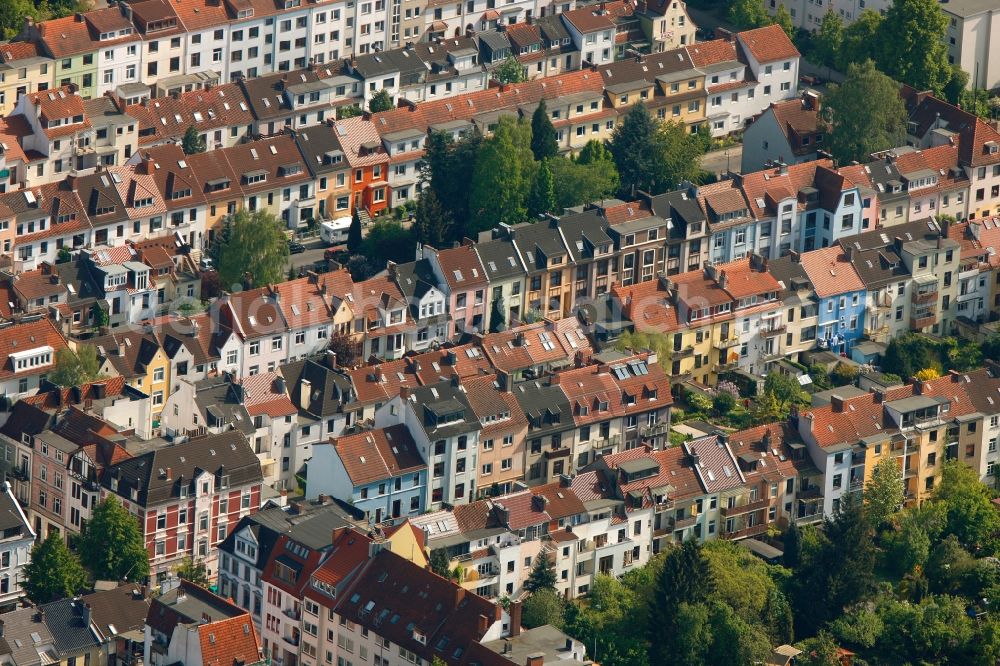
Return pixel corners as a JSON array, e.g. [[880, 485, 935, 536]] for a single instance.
[[462, 373, 530, 497], [93, 329, 172, 418], [334, 116, 390, 216], [0, 482, 35, 609], [127, 81, 256, 151], [145, 580, 264, 666], [376, 378, 482, 508], [0, 386, 141, 540], [100, 428, 263, 582], [422, 243, 490, 338], [218, 498, 363, 629], [0, 41, 52, 117], [239, 68, 342, 135], [948, 218, 1000, 323], [122, 147, 207, 250], [504, 20, 577, 81], [480, 318, 593, 382], [796, 370, 1000, 516], [798, 246, 867, 356], [391, 258, 451, 352], [292, 124, 354, 222], [352, 273, 413, 360], [344, 341, 494, 423], [79, 245, 159, 326], [635, 0, 696, 52], [0, 317, 69, 408], [308, 422, 427, 522]]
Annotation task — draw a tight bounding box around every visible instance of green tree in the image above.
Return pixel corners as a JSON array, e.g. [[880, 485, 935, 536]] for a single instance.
[[23, 534, 88, 603], [527, 159, 556, 218], [174, 557, 210, 587], [50, 344, 103, 387], [91, 302, 109, 328], [522, 588, 565, 629], [336, 105, 363, 119], [876, 0, 951, 95], [493, 57, 527, 84], [783, 522, 802, 569], [811, 11, 844, 71], [182, 125, 206, 155], [610, 106, 701, 197], [549, 156, 619, 210], [763, 372, 809, 407], [830, 606, 884, 650], [728, 0, 768, 28], [750, 390, 784, 425], [840, 10, 883, 71], [829, 361, 857, 386], [712, 391, 736, 416], [945, 66, 971, 105], [933, 460, 1000, 554], [368, 89, 395, 113], [216, 209, 290, 289], [418, 129, 483, 233], [795, 630, 841, 666], [0, 0, 34, 40], [347, 209, 363, 252], [78, 496, 150, 582], [650, 541, 715, 664], [524, 552, 557, 593], [413, 189, 453, 247], [469, 117, 534, 233], [429, 549, 450, 577], [865, 457, 905, 529], [530, 100, 559, 161], [773, 5, 795, 39], [361, 219, 416, 265], [823, 60, 908, 164]]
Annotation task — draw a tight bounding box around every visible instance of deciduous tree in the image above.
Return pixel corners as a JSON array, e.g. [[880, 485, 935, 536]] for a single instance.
[[50, 345, 103, 387], [413, 189, 453, 247], [469, 117, 534, 233], [876, 0, 951, 95], [361, 219, 416, 266], [23, 535, 88, 603], [368, 89, 395, 113], [493, 57, 527, 84], [79, 496, 150, 582], [840, 10, 882, 70], [823, 60, 908, 165], [811, 11, 843, 70], [934, 461, 1000, 554], [215, 209, 290, 289], [728, 0, 768, 28], [522, 589, 565, 629], [865, 457, 904, 529], [175, 557, 210, 587]]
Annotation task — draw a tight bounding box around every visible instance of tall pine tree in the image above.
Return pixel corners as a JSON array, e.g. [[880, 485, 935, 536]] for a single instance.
[[527, 160, 556, 218], [524, 552, 557, 593], [530, 100, 559, 161], [413, 189, 453, 247], [649, 540, 715, 664]]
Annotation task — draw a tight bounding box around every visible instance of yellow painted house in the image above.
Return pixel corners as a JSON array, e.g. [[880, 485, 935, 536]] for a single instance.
[[0, 41, 54, 116], [92, 330, 172, 420]]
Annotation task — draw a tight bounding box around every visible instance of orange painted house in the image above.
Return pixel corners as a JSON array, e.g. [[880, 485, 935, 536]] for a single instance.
[[332, 116, 391, 217]]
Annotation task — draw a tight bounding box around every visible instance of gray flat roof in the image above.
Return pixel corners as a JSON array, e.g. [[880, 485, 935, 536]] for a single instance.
[[939, 0, 1000, 17]]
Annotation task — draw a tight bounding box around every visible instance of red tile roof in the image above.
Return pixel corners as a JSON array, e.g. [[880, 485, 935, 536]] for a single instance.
[[435, 244, 488, 291], [555, 364, 624, 426], [737, 24, 799, 64], [198, 615, 262, 666], [128, 83, 254, 146], [0, 317, 68, 381], [240, 371, 297, 418], [329, 423, 425, 486], [798, 246, 865, 298], [685, 38, 738, 68]]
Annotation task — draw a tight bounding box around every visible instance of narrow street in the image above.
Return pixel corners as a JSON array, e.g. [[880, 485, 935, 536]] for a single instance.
[[701, 145, 743, 176]]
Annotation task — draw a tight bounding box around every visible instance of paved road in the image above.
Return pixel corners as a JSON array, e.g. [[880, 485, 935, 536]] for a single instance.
[[285, 237, 329, 274], [701, 145, 742, 176]]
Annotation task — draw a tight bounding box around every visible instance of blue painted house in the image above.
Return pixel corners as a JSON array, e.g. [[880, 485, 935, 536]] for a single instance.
[[799, 246, 867, 354], [307, 423, 427, 524]]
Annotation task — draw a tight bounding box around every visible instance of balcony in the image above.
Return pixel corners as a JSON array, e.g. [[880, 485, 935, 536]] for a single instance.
[[722, 523, 768, 540], [720, 497, 768, 517], [911, 313, 938, 329], [9, 468, 28, 482], [673, 515, 697, 529], [849, 477, 864, 491], [282, 607, 301, 621], [640, 422, 669, 438], [283, 633, 300, 648], [674, 345, 696, 358], [717, 336, 741, 349], [911, 289, 938, 305], [760, 324, 786, 338]]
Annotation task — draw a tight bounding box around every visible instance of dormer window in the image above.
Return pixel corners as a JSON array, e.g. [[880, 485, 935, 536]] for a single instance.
[[171, 188, 191, 200], [238, 8, 253, 17], [134, 196, 154, 208]]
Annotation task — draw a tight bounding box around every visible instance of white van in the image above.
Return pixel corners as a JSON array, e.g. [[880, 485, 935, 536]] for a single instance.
[[320, 217, 352, 246]]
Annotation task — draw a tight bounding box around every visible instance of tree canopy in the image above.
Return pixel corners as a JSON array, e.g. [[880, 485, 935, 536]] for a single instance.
[[182, 126, 206, 155], [368, 89, 395, 113], [361, 219, 416, 266], [524, 552, 557, 594], [175, 557, 211, 587], [823, 60, 908, 164], [215, 209, 290, 290], [49, 345, 103, 387], [865, 457, 905, 530], [413, 188, 453, 247], [530, 100, 559, 162], [876, 0, 951, 95], [469, 117, 535, 234], [78, 496, 151, 582], [610, 106, 702, 197], [493, 57, 527, 84], [23, 535, 88, 603]]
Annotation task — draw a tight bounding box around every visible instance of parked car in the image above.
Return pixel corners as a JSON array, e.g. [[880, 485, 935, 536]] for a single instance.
[[288, 240, 306, 254]]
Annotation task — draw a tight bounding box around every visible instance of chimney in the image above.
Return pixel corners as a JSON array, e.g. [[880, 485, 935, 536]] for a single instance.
[[82, 603, 92, 627], [526, 654, 545, 666], [478, 614, 490, 635], [300, 378, 312, 409], [559, 473, 572, 487], [949, 369, 963, 382], [509, 600, 522, 637], [274, 375, 287, 395], [718, 270, 728, 290], [454, 586, 466, 607], [830, 394, 845, 413], [166, 467, 172, 480], [326, 349, 338, 369], [446, 350, 457, 365], [400, 386, 410, 400]]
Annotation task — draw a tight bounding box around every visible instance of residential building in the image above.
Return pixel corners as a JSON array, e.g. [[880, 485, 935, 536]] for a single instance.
[[741, 92, 823, 172]]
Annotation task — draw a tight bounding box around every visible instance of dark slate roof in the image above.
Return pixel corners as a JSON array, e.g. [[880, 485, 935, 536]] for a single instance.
[[102, 430, 262, 507], [280, 357, 354, 420], [393, 259, 440, 319], [766, 255, 812, 298], [513, 378, 573, 436], [474, 237, 526, 281], [535, 15, 571, 43], [844, 217, 943, 251], [478, 31, 512, 53], [73, 584, 149, 644], [41, 597, 99, 656], [408, 380, 481, 440], [557, 210, 614, 261], [219, 501, 360, 566], [352, 48, 427, 80], [0, 400, 53, 440], [293, 124, 348, 176], [649, 189, 705, 238], [507, 220, 571, 271], [73, 172, 130, 225], [844, 247, 909, 290]]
